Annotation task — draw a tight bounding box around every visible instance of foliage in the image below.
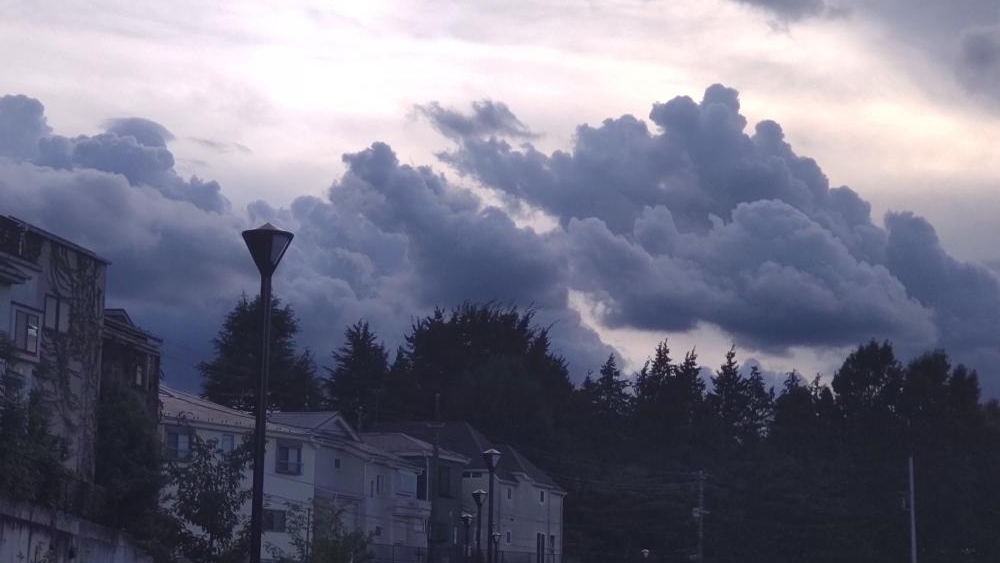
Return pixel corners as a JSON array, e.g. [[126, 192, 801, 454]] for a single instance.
[[0, 335, 69, 507], [94, 376, 163, 532], [162, 425, 253, 563], [268, 496, 373, 563], [200, 293, 322, 411], [325, 321, 388, 429]]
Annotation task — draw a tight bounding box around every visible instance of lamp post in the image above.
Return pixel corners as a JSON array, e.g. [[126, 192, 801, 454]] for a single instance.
[[472, 489, 486, 563], [482, 449, 501, 563], [461, 513, 473, 563], [242, 223, 294, 563], [492, 532, 501, 563]]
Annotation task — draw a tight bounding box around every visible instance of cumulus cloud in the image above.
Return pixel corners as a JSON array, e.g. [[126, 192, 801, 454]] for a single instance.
[[3, 86, 1000, 395], [731, 0, 835, 22]]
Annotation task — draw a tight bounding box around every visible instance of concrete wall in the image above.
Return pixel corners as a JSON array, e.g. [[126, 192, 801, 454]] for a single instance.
[[0, 499, 151, 563]]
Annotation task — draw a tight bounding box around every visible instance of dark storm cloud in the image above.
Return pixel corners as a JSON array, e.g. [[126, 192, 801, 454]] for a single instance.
[[103, 117, 175, 148], [0, 95, 51, 160], [959, 25, 1000, 96], [417, 100, 537, 140], [34, 122, 230, 213], [432, 85, 1000, 391], [4, 87, 1000, 392]]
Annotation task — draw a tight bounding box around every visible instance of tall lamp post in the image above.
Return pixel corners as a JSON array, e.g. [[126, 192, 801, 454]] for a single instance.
[[472, 489, 486, 563], [461, 513, 473, 563], [243, 223, 294, 563], [483, 449, 501, 563]]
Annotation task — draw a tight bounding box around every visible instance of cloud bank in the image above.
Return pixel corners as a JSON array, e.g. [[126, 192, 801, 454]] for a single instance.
[[2, 87, 999, 396]]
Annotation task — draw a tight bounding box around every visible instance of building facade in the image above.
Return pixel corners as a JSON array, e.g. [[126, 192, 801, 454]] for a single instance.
[[0, 215, 108, 482]]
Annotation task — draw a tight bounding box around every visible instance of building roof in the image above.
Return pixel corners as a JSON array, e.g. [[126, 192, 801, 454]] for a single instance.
[[159, 387, 308, 436], [361, 432, 471, 465], [371, 421, 563, 493], [6, 215, 111, 265], [104, 308, 163, 353]]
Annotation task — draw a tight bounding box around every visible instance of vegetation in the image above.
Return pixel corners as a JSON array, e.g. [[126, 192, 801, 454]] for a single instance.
[[268, 496, 373, 563]]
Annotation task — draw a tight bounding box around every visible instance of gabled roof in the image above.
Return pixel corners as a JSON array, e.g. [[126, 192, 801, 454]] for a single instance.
[[371, 421, 563, 493], [362, 432, 471, 465], [269, 411, 360, 443], [159, 387, 308, 437]]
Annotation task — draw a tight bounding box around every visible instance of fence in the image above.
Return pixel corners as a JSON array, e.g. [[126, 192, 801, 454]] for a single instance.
[[369, 544, 562, 563]]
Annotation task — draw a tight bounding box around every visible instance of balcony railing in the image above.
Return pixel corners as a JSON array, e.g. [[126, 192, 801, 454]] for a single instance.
[[0, 217, 43, 263]]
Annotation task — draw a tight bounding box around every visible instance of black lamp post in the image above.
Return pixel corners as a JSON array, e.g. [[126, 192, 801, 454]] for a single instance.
[[492, 532, 501, 563], [461, 513, 473, 563], [472, 489, 486, 563], [242, 223, 294, 563], [482, 448, 501, 563]]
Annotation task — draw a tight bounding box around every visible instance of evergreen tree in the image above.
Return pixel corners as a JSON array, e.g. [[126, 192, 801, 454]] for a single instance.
[[325, 321, 389, 429], [199, 294, 322, 411], [708, 346, 747, 443]]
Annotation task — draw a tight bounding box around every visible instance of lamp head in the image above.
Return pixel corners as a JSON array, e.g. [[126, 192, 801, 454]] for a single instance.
[[461, 513, 473, 526], [482, 448, 501, 471], [242, 223, 294, 277], [472, 489, 487, 507]]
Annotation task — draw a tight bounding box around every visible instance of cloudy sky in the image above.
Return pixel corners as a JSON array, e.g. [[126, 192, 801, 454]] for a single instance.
[[2, 0, 999, 395]]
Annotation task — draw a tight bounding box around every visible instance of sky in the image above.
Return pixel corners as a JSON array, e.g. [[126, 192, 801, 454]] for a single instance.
[[1, 0, 999, 395]]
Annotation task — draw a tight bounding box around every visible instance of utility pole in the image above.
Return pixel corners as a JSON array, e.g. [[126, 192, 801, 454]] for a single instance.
[[428, 394, 444, 563], [693, 470, 709, 563], [908, 456, 917, 563]]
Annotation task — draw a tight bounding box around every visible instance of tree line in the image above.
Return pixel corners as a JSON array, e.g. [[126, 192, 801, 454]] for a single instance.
[[198, 296, 1000, 563]]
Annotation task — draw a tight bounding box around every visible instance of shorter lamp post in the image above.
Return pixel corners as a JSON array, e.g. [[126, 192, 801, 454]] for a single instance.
[[472, 489, 486, 563], [492, 532, 501, 563], [461, 513, 473, 563], [483, 449, 501, 563], [641, 549, 650, 561]]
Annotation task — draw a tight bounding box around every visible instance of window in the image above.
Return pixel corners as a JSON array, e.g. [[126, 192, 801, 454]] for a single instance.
[[506, 531, 512, 543], [44, 295, 70, 333], [376, 474, 383, 493], [507, 488, 512, 500], [220, 433, 235, 454], [370, 479, 376, 497], [539, 490, 545, 503], [334, 457, 341, 469], [399, 471, 417, 495], [276, 441, 302, 475], [13, 308, 40, 354], [164, 426, 191, 461], [374, 526, 382, 537], [437, 466, 452, 498], [263, 509, 286, 532]]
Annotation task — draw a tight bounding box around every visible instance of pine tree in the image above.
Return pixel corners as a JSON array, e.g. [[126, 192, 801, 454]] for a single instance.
[[708, 346, 747, 442], [199, 294, 322, 411], [325, 321, 389, 429]]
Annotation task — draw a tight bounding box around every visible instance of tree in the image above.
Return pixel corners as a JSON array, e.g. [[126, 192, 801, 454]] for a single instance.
[[325, 321, 388, 429], [268, 496, 373, 563], [0, 335, 68, 507], [163, 427, 253, 563], [707, 346, 747, 444], [200, 294, 322, 411]]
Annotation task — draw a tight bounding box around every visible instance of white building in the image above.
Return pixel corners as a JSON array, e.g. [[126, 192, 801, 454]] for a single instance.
[[160, 389, 432, 562], [373, 422, 566, 563]]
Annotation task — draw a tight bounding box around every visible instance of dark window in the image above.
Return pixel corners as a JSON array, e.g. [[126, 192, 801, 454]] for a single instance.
[[13, 309, 40, 354], [276, 442, 302, 475], [507, 487, 512, 500], [164, 427, 192, 461], [539, 490, 545, 503], [44, 295, 70, 333], [334, 457, 341, 469], [417, 470, 428, 500], [374, 525, 382, 537], [220, 433, 235, 453], [263, 509, 286, 532], [376, 474, 383, 493], [438, 466, 452, 498]]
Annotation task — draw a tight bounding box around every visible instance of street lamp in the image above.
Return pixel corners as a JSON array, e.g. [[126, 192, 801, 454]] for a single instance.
[[491, 532, 501, 563], [482, 448, 501, 563], [242, 223, 294, 563], [461, 513, 473, 563], [472, 489, 486, 563], [641, 548, 650, 561]]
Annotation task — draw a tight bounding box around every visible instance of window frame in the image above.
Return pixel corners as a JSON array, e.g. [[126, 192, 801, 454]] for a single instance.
[[164, 425, 192, 462], [220, 433, 235, 454], [12, 304, 41, 356], [263, 509, 287, 532], [44, 294, 70, 333], [275, 440, 303, 475]]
